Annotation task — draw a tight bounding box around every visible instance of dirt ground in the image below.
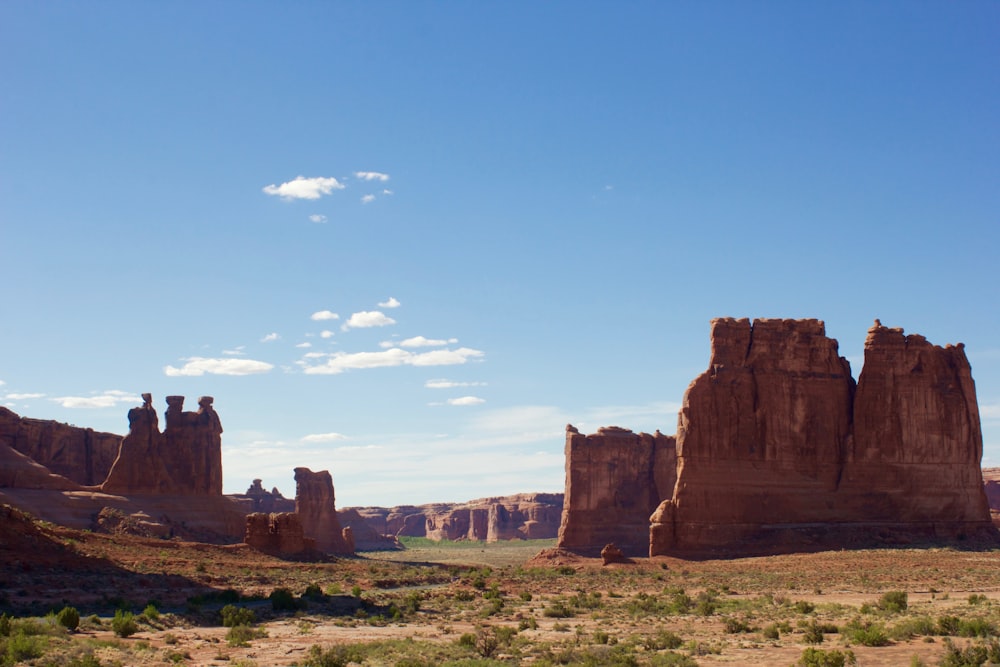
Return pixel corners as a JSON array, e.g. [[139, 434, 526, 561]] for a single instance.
[[3, 511, 1000, 666]]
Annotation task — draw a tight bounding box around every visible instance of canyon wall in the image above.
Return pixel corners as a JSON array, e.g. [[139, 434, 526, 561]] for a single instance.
[[557, 426, 675, 555], [646, 318, 994, 556]]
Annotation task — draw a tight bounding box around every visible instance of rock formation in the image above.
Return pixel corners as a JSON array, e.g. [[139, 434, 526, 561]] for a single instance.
[[294, 467, 354, 555], [244, 512, 316, 556], [557, 426, 676, 555], [102, 394, 223, 495], [647, 318, 994, 555], [239, 479, 296, 513], [0, 407, 120, 486], [350, 493, 563, 543], [337, 508, 402, 550]]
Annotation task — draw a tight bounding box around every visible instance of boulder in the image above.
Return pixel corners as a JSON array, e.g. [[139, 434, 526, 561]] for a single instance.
[[294, 467, 354, 555]]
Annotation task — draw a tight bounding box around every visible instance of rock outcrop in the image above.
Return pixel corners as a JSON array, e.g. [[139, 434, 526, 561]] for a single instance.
[[337, 508, 402, 550], [244, 512, 316, 556], [294, 467, 354, 555], [646, 318, 994, 556], [558, 426, 676, 555], [102, 394, 223, 495], [350, 493, 563, 543], [0, 407, 120, 486], [238, 479, 296, 514]]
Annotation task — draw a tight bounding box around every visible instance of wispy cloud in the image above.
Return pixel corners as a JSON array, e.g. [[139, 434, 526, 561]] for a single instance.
[[301, 346, 484, 375], [381, 336, 457, 349], [164, 357, 274, 377], [296, 342, 312, 348], [425, 379, 486, 389], [311, 310, 340, 321], [5, 392, 46, 400], [51, 390, 140, 409], [301, 432, 349, 443], [262, 176, 345, 201], [222, 346, 246, 356], [378, 297, 401, 308], [447, 396, 486, 406], [355, 171, 390, 182], [342, 310, 396, 331], [361, 194, 376, 204], [320, 330, 335, 339], [309, 214, 327, 223], [261, 332, 280, 342]]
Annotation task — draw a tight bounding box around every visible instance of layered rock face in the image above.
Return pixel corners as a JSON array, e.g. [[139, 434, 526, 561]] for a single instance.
[[102, 395, 224, 495], [0, 407, 120, 486], [557, 426, 676, 555], [351, 493, 563, 543], [239, 479, 296, 514], [647, 318, 994, 556], [244, 512, 316, 555], [294, 467, 354, 555]]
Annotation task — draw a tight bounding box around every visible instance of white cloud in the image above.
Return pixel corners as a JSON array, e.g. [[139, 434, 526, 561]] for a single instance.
[[309, 214, 327, 223], [378, 297, 401, 308], [342, 310, 396, 331], [296, 342, 312, 348], [262, 176, 345, 201], [222, 346, 246, 356], [5, 392, 46, 400], [164, 357, 274, 377], [0, 380, 5, 386], [302, 346, 484, 375], [261, 332, 280, 342], [425, 379, 486, 389], [355, 171, 390, 182], [382, 189, 393, 196], [301, 432, 349, 443], [302, 352, 327, 359], [447, 396, 486, 406], [361, 194, 376, 204], [51, 390, 140, 409], [320, 330, 335, 339], [383, 336, 457, 349], [311, 310, 340, 321]]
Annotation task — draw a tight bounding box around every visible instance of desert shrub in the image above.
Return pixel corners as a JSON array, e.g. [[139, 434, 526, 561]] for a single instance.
[[795, 600, 816, 614], [594, 629, 610, 644], [269, 587, 300, 611], [649, 653, 698, 667], [226, 624, 267, 647], [802, 621, 825, 645], [303, 643, 363, 667], [519, 591, 533, 602], [555, 565, 575, 575], [65, 653, 103, 667], [474, 626, 499, 658], [889, 615, 936, 640], [518, 616, 538, 631], [939, 615, 963, 635], [351, 585, 363, 598], [842, 618, 888, 647], [693, 590, 719, 616], [57, 605, 81, 631], [0, 613, 10, 637], [220, 604, 256, 628], [643, 629, 683, 650], [877, 591, 908, 613], [796, 647, 857, 667], [957, 617, 998, 638], [142, 603, 159, 622], [938, 637, 1000, 667], [723, 616, 755, 634], [543, 601, 574, 618], [968, 594, 988, 606], [3, 633, 46, 662], [457, 632, 477, 648], [303, 583, 324, 600], [111, 609, 138, 637], [763, 623, 781, 640]]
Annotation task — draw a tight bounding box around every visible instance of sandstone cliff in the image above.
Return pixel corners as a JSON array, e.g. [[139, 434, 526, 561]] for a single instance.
[[0, 407, 120, 486], [646, 318, 995, 556], [350, 493, 563, 543], [557, 427, 675, 555], [294, 467, 354, 555]]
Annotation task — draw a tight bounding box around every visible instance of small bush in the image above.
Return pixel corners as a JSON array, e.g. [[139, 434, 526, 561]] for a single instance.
[[303, 643, 362, 667], [4, 633, 46, 662], [226, 624, 267, 647], [644, 629, 683, 650], [303, 583, 324, 600], [221, 604, 256, 628], [723, 616, 755, 634], [939, 637, 1000, 667], [142, 603, 159, 622], [0, 613, 11, 636], [802, 621, 825, 645], [957, 617, 998, 638], [270, 587, 300, 611], [877, 591, 908, 614], [57, 606, 81, 631], [111, 609, 138, 638], [796, 647, 857, 667], [968, 594, 988, 606], [543, 601, 574, 618], [795, 600, 816, 614], [842, 619, 889, 647], [763, 623, 780, 640]]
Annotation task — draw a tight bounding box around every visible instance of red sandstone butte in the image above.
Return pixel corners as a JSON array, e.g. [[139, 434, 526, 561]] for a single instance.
[[647, 318, 995, 556], [557, 425, 676, 555], [293, 467, 354, 556]]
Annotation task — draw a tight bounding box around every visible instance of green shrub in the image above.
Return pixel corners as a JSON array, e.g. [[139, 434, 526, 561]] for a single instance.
[[226, 624, 267, 647], [0, 613, 10, 637], [303, 643, 363, 667], [303, 583, 324, 600], [4, 633, 46, 662], [57, 606, 81, 631], [957, 617, 998, 638], [111, 609, 138, 638], [221, 604, 256, 628], [270, 587, 300, 611], [938, 615, 963, 635], [938, 637, 1000, 667], [842, 619, 888, 647], [802, 621, 825, 644], [643, 629, 683, 650], [968, 594, 988, 605], [762, 623, 780, 640], [142, 603, 159, 622], [877, 591, 908, 613], [723, 616, 754, 634], [795, 600, 816, 614], [649, 653, 699, 667], [796, 647, 857, 667], [542, 601, 573, 618]]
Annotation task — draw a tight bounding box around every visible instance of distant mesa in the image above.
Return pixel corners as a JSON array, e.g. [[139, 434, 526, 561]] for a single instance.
[[558, 318, 997, 557]]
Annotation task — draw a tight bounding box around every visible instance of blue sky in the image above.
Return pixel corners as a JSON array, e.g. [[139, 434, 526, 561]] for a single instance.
[[2, 3, 998, 506]]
